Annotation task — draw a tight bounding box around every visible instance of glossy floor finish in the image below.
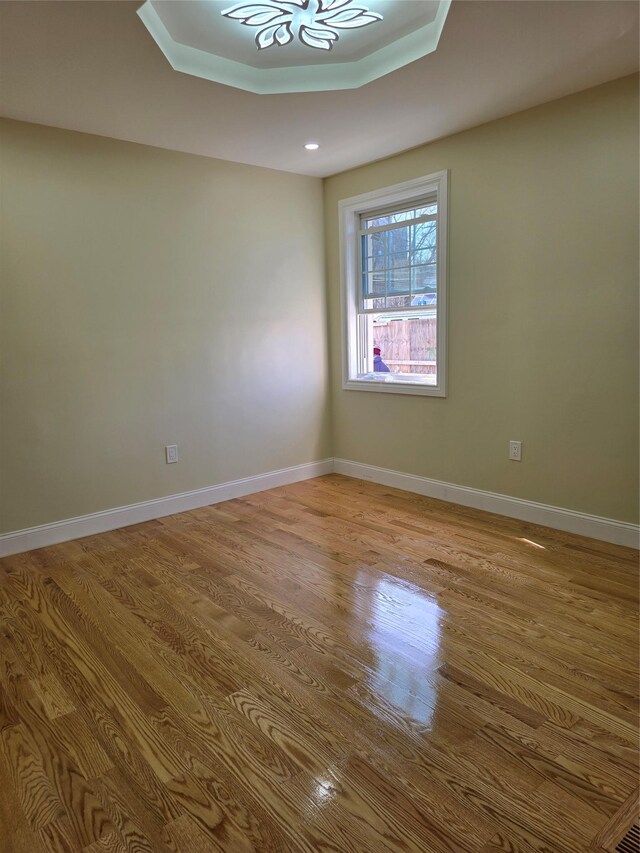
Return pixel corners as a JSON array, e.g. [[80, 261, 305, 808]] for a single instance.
[[0, 475, 637, 853]]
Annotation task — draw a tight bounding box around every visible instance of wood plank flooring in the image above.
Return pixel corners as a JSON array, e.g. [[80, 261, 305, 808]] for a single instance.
[[0, 474, 637, 852]]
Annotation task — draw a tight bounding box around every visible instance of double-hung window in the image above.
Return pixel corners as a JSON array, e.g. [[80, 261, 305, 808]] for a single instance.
[[339, 171, 448, 396]]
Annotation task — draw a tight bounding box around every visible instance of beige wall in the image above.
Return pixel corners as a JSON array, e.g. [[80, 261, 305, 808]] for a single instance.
[[1, 75, 637, 535], [324, 75, 639, 524], [0, 119, 330, 533]]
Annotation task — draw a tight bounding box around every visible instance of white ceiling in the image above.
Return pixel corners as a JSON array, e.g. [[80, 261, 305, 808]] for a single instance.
[[0, 1, 637, 177]]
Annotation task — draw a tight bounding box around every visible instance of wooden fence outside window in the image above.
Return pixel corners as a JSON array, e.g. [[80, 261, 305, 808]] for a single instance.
[[373, 317, 437, 375]]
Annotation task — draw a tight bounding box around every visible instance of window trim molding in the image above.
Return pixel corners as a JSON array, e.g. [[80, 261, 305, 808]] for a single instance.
[[338, 170, 449, 397]]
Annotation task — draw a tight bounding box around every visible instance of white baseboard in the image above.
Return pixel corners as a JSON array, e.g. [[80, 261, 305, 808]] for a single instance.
[[0, 459, 334, 558], [333, 458, 639, 549], [2, 456, 637, 557]]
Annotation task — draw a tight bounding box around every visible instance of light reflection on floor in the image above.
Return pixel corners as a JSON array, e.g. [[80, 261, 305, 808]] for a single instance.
[[519, 537, 546, 549], [357, 573, 443, 728], [303, 768, 342, 821]]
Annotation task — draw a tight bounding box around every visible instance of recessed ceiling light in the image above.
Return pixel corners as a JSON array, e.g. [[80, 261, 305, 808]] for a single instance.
[[304, 142, 320, 150]]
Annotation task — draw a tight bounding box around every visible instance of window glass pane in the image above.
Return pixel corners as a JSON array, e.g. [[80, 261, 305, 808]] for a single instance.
[[389, 251, 410, 269], [388, 271, 410, 295], [410, 292, 436, 308], [413, 247, 437, 266], [363, 270, 386, 296], [366, 314, 438, 385], [412, 264, 437, 293], [364, 295, 413, 311], [414, 220, 436, 247], [386, 223, 410, 256], [369, 230, 385, 257]]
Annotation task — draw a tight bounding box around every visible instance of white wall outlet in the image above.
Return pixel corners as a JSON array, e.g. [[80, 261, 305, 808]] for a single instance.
[[165, 445, 178, 464], [509, 440, 522, 461]]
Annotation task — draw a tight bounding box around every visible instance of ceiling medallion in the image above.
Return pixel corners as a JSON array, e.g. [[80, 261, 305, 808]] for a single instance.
[[221, 0, 383, 51]]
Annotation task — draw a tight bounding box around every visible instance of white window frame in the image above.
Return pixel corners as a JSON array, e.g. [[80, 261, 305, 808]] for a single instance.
[[339, 170, 448, 397]]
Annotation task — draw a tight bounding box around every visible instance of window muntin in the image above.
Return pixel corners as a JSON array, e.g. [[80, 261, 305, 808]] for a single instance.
[[340, 172, 448, 397]]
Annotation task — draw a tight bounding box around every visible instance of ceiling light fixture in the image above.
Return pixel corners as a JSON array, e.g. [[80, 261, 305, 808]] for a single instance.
[[222, 0, 383, 51], [304, 142, 320, 150], [137, 0, 452, 95]]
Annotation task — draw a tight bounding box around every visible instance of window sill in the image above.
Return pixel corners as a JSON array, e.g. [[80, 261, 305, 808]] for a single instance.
[[343, 376, 446, 397]]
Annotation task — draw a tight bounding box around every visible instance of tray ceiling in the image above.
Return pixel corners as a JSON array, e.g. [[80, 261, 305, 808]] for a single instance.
[[138, 0, 450, 93]]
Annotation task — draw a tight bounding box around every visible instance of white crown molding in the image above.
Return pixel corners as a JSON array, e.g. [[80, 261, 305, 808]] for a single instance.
[[333, 459, 640, 550], [0, 459, 333, 558], [1, 457, 637, 557]]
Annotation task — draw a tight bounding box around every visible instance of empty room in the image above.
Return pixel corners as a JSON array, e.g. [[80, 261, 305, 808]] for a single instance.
[[0, 1, 638, 851]]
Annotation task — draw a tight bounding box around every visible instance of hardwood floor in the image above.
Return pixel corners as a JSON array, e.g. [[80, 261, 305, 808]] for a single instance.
[[0, 474, 637, 852]]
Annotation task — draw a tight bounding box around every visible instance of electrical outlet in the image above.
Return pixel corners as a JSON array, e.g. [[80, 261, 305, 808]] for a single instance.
[[509, 440, 522, 461], [165, 445, 178, 464]]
